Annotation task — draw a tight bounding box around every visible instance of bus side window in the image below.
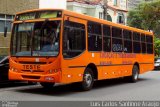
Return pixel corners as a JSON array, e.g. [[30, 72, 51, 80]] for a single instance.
[[103, 25, 111, 52], [63, 27, 70, 50], [133, 32, 141, 53], [63, 20, 86, 58], [123, 30, 132, 53], [146, 35, 153, 54], [112, 27, 123, 52], [141, 34, 146, 54], [88, 21, 102, 51]]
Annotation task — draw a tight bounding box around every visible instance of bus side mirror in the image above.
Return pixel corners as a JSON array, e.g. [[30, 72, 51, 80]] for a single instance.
[[4, 26, 8, 37]]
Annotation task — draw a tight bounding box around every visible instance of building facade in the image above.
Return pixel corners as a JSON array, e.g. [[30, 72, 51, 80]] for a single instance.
[[67, 0, 104, 19], [0, 0, 128, 55], [0, 0, 39, 34], [107, 0, 128, 24], [0, 0, 39, 55], [67, 0, 128, 25]]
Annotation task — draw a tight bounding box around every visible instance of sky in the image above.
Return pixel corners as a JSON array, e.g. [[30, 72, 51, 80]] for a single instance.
[[39, 0, 67, 9]]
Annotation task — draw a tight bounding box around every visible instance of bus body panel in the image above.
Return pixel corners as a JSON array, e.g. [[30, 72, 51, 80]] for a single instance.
[[9, 56, 62, 83]]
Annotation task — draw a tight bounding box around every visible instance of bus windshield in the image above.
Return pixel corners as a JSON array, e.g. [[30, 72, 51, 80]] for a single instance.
[[11, 20, 61, 57]]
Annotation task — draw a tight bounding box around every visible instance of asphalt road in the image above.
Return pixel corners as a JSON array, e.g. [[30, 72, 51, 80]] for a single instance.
[[0, 70, 160, 101]]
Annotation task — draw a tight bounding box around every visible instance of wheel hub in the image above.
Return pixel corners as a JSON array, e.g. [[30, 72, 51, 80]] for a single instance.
[[84, 73, 92, 87]]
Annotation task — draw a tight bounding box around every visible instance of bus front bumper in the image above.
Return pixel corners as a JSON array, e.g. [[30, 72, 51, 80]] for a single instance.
[[9, 69, 61, 83]]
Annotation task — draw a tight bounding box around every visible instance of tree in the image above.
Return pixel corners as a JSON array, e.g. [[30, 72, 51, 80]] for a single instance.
[[127, 0, 160, 56], [128, 0, 160, 35], [154, 37, 160, 57], [127, 9, 143, 29]]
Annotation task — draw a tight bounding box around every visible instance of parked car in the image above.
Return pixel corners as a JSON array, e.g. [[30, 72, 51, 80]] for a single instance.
[[154, 57, 160, 70], [0, 56, 9, 82], [0, 56, 36, 84]]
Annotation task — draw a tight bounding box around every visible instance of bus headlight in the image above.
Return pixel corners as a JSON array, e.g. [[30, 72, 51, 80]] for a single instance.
[[49, 69, 53, 73], [10, 67, 18, 72]]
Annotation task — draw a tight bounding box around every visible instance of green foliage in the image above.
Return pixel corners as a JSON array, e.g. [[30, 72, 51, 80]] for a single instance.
[[127, 10, 143, 29], [154, 37, 160, 57], [127, 0, 160, 56], [128, 0, 160, 35]]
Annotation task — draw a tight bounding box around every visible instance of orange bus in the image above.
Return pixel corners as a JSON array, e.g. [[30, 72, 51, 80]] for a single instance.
[[8, 9, 154, 91]]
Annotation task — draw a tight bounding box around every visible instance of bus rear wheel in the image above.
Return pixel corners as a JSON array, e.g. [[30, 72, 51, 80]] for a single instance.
[[129, 65, 139, 82], [81, 68, 94, 91], [40, 82, 55, 89]]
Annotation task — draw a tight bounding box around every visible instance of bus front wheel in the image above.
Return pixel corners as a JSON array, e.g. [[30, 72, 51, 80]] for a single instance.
[[81, 68, 94, 91], [40, 82, 55, 89]]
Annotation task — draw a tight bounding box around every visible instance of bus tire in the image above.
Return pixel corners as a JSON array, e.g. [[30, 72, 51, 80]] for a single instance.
[[40, 82, 55, 89], [129, 65, 139, 82], [81, 68, 94, 91]]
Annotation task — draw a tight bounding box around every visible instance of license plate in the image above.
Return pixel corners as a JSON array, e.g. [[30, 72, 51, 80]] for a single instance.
[[23, 65, 40, 70]]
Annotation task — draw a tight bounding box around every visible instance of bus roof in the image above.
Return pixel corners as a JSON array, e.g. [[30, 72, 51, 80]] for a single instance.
[[15, 9, 153, 35]]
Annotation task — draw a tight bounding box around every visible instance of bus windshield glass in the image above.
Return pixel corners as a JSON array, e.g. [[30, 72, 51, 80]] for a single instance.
[[11, 20, 61, 57]]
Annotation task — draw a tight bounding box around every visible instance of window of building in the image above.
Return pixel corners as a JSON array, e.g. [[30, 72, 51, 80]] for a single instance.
[[112, 27, 123, 52], [123, 30, 132, 53], [99, 12, 103, 19], [88, 21, 102, 51], [63, 20, 86, 58], [103, 25, 111, 52], [6, 15, 13, 19], [0, 14, 5, 18], [0, 20, 5, 32], [117, 13, 125, 24], [107, 14, 112, 22], [114, 0, 117, 6], [0, 14, 14, 32]]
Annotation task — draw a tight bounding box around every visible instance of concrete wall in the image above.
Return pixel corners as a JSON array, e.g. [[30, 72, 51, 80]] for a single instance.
[[0, 33, 11, 56], [67, 2, 103, 19], [0, 0, 39, 15], [67, 1, 128, 25]]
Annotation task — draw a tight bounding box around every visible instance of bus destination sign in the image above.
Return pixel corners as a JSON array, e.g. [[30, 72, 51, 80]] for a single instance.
[[18, 13, 36, 21], [16, 11, 62, 21]]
